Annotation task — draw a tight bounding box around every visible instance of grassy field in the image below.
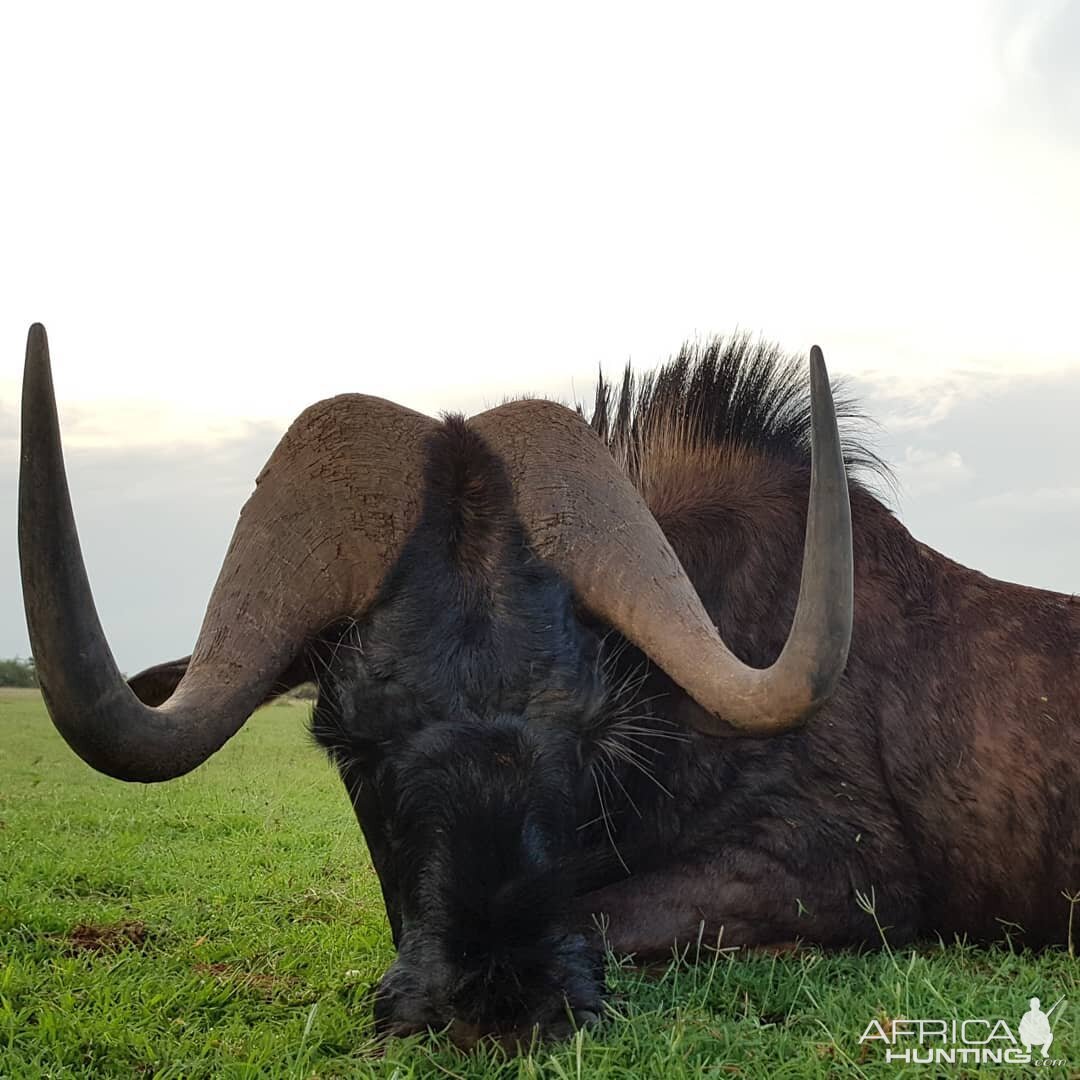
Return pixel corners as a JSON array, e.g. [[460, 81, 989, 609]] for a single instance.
[[1, 689, 1076, 1079]]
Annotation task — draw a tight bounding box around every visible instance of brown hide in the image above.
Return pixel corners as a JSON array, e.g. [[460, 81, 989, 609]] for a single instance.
[[639, 441, 1080, 944]]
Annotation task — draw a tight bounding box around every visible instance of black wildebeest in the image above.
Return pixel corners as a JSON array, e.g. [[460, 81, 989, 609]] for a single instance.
[[19, 324, 1080, 1046]]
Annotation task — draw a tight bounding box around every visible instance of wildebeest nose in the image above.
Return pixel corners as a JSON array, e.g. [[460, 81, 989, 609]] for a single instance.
[[373, 936, 606, 1049]]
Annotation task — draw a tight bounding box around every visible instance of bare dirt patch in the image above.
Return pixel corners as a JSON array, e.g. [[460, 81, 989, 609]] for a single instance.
[[194, 961, 294, 996], [65, 920, 148, 954]]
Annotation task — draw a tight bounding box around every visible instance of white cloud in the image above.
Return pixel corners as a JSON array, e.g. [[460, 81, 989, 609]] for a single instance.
[[894, 447, 975, 497], [848, 368, 1014, 436]]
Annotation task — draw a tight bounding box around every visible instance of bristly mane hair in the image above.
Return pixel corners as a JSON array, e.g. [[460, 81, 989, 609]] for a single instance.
[[588, 333, 892, 495]]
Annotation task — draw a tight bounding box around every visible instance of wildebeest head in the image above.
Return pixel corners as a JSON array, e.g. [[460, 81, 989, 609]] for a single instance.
[[19, 324, 854, 1045]]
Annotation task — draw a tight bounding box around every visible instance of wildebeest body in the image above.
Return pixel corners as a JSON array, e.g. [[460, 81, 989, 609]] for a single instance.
[[581, 478, 1080, 953]]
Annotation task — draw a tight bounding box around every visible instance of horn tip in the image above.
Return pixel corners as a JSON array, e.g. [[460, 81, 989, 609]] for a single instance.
[[26, 323, 50, 363], [808, 345, 831, 398]]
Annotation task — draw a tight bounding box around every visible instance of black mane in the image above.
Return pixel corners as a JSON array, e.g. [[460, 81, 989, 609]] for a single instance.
[[589, 333, 891, 491]]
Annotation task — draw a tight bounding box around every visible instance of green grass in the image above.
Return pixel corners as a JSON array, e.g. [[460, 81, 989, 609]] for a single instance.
[[1, 689, 1076, 1078]]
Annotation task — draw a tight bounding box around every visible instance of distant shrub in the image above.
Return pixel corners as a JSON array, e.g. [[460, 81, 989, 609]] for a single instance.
[[0, 657, 38, 688]]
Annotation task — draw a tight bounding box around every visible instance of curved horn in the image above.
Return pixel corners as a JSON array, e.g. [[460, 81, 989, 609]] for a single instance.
[[471, 346, 852, 735], [19, 324, 435, 781]]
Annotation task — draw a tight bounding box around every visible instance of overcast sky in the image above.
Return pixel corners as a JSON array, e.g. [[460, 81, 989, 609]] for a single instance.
[[1, 1, 1078, 671]]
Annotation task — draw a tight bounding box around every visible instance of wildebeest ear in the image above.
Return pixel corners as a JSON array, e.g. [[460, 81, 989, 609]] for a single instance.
[[127, 654, 314, 708]]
